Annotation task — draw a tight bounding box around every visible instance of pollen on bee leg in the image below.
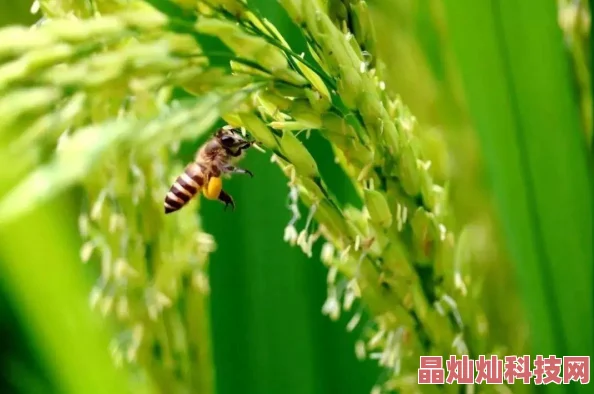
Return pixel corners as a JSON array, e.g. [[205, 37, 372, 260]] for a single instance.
[[202, 177, 222, 200]]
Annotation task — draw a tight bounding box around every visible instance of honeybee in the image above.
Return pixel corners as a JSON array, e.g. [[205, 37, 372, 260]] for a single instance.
[[164, 126, 254, 214]]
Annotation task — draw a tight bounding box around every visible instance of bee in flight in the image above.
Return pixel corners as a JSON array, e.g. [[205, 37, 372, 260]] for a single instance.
[[164, 126, 254, 214]]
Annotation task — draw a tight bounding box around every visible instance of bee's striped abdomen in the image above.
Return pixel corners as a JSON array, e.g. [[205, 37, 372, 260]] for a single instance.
[[164, 163, 205, 214]]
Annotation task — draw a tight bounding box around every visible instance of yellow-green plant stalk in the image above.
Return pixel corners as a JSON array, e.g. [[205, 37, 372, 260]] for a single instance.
[[0, 0, 507, 393], [557, 0, 592, 146]]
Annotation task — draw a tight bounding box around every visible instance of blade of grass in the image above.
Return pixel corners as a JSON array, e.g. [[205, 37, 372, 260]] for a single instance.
[[0, 196, 130, 394], [442, 1, 593, 390]]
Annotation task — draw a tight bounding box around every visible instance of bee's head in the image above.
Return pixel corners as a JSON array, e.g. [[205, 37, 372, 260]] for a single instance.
[[216, 126, 252, 154]]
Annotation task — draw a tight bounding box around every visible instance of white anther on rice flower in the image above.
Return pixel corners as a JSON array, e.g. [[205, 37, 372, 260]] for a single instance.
[[320, 242, 335, 265], [155, 291, 172, 309], [78, 213, 90, 237], [432, 184, 444, 194], [327, 265, 338, 285], [296, 229, 308, 249], [369, 352, 383, 360], [80, 241, 95, 263], [90, 188, 108, 221], [349, 278, 362, 298], [380, 331, 395, 366], [339, 245, 351, 263], [454, 272, 468, 297], [30, 0, 40, 14], [108, 213, 124, 233], [192, 272, 210, 294], [439, 223, 447, 241], [252, 142, 266, 153], [452, 333, 468, 354], [434, 301, 445, 316], [132, 324, 144, 345], [89, 286, 102, 310], [147, 305, 158, 322], [116, 296, 129, 320], [126, 344, 138, 363], [359, 61, 367, 73], [417, 159, 431, 171], [369, 329, 385, 348], [301, 234, 317, 258], [114, 258, 138, 280], [321, 287, 340, 321], [283, 224, 298, 245], [270, 153, 278, 163], [343, 288, 356, 311], [196, 232, 216, 252], [355, 340, 366, 360], [357, 162, 374, 182], [56, 128, 71, 151], [289, 185, 299, 203], [99, 294, 114, 317], [354, 235, 361, 251], [379, 81, 386, 91], [442, 294, 464, 329], [370, 385, 382, 394], [346, 312, 361, 332]]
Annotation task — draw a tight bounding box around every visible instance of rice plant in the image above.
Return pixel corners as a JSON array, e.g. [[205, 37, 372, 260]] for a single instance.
[[0, 1, 591, 394]]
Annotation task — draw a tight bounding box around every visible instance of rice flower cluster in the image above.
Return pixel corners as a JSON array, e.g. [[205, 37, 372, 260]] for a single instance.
[[0, 0, 490, 392]]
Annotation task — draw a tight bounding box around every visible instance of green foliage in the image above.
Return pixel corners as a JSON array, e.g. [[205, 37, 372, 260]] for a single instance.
[[0, 1, 591, 394], [441, 0, 593, 380]]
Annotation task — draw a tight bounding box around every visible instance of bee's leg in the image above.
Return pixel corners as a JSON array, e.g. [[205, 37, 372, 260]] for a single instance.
[[218, 189, 235, 211], [224, 165, 253, 178]]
